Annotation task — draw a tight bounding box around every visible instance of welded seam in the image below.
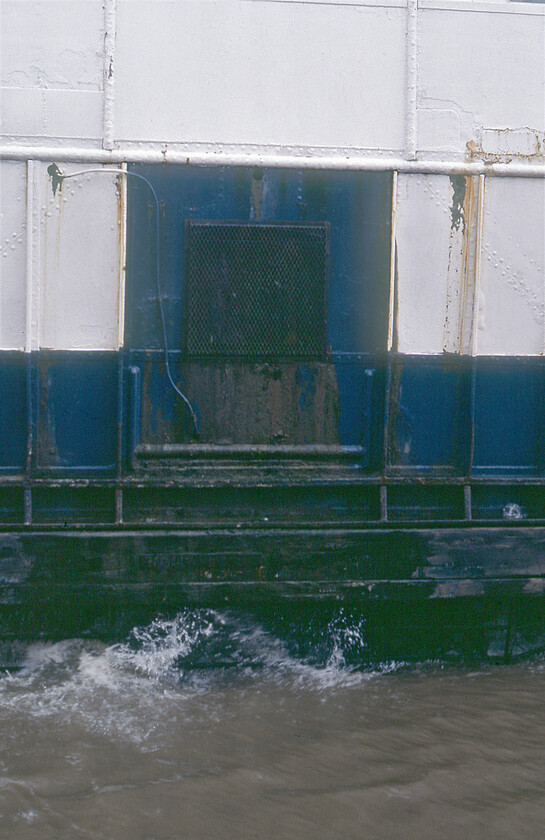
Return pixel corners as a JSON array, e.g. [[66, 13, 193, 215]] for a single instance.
[[25, 161, 35, 519], [103, 0, 117, 151], [470, 174, 485, 357], [117, 162, 127, 349], [405, 0, 418, 160], [387, 171, 398, 351], [25, 160, 34, 354]]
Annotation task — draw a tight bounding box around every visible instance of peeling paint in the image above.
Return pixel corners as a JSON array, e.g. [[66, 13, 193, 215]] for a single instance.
[[250, 167, 264, 221], [448, 175, 466, 232], [523, 579, 545, 595], [467, 129, 545, 165], [46, 162, 63, 196], [432, 580, 485, 598], [442, 174, 480, 355], [139, 360, 340, 447]]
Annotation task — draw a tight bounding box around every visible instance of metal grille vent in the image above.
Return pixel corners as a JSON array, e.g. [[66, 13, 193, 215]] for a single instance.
[[184, 221, 329, 357]]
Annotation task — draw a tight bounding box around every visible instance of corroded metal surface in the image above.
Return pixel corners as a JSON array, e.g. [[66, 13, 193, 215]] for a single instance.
[[140, 361, 340, 447]]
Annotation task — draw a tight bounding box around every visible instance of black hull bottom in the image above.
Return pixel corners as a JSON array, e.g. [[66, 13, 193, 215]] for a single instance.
[[2, 525, 545, 661]]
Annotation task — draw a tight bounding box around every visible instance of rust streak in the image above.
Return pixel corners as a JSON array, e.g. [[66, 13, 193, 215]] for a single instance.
[[458, 175, 478, 355], [115, 170, 126, 349]]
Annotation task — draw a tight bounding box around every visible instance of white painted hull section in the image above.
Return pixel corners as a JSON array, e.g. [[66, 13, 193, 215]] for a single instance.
[[0, 162, 124, 352], [1, 0, 544, 162], [394, 175, 545, 356], [1, 0, 544, 355]]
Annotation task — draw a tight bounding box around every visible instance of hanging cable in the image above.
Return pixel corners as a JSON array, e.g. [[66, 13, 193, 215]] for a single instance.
[[47, 164, 199, 436]]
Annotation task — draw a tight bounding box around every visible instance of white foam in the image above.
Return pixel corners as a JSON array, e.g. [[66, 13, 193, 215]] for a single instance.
[[0, 609, 401, 747]]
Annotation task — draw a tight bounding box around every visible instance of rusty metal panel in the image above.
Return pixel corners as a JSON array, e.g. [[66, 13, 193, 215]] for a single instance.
[[137, 359, 340, 447], [184, 221, 329, 358]]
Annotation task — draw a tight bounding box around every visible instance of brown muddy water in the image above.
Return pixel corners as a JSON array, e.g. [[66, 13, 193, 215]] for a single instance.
[[1, 608, 544, 840]]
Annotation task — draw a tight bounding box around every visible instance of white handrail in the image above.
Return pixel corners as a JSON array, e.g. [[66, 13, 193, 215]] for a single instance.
[[1, 146, 544, 177]]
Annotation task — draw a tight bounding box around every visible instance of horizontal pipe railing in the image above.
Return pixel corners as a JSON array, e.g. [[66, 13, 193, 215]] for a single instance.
[[1, 145, 544, 177]]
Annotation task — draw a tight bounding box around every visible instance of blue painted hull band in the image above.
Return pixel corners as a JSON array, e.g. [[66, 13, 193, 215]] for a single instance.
[[0, 350, 542, 477], [0, 351, 119, 473]]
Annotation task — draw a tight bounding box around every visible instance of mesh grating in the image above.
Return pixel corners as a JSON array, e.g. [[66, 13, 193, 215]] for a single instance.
[[184, 221, 329, 357]]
